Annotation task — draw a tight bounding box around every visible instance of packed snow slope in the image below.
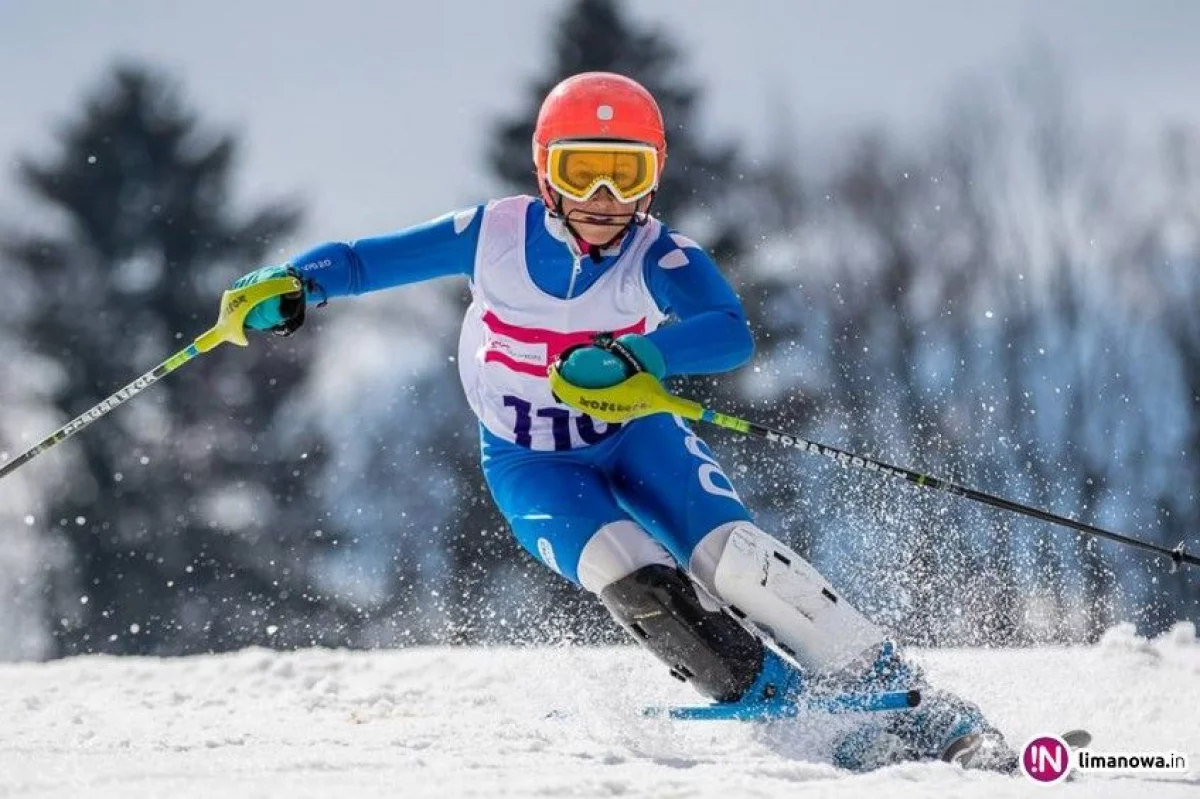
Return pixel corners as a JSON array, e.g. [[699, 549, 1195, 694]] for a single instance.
[[1, 622, 1196, 798]]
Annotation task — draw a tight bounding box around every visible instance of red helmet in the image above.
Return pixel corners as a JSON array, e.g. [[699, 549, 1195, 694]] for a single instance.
[[533, 72, 667, 208]]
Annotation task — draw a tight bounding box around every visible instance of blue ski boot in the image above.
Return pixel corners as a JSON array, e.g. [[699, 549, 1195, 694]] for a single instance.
[[829, 641, 921, 770], [653, 648, 806, 721], [890, 688, 1019, 772], [831, 642, 1018, 772], [738, 647, 806, 708]]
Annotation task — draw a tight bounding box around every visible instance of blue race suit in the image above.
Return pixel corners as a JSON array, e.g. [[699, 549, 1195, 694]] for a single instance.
[[289, 197, 754, 585]]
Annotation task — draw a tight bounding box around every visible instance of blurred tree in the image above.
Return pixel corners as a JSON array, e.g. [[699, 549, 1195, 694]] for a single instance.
[[0, 258, 57, 660], [1124, 125, 1200, 634], [1, 63, 348, 657], [733, 52, 1199, 646]]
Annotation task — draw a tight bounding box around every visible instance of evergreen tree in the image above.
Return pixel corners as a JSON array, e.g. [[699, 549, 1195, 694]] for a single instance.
[[2, 64, 343, 656]]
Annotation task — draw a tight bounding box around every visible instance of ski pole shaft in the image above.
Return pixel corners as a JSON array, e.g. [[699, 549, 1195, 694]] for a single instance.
[[693, 405, 1198, 572], [0, 275, 300, 482], [0, 346, 199, 480], [547, 371, 1197, 572]]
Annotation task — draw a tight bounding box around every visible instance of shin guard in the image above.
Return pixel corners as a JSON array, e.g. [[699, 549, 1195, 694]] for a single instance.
[[599, 564, 764, 702]]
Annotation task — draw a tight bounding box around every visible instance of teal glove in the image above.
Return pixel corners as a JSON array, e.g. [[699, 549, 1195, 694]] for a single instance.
[[233, 264, 308, 336], [557, 333, 666, 389]]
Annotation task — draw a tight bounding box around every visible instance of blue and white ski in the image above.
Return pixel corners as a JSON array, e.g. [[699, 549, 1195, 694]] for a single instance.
[[645, 688, 921, 721]]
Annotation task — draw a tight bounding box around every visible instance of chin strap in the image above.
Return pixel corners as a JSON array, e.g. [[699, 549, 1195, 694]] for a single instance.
[[548, 183, 657, 259]]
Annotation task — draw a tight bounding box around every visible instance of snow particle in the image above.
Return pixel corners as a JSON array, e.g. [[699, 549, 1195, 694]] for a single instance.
[[129, 623, 141, 634], [23, 515, 35, 526]]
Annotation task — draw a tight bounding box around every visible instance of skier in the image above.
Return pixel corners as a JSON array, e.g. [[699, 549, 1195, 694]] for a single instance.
[[234, 72, 1016, 771]]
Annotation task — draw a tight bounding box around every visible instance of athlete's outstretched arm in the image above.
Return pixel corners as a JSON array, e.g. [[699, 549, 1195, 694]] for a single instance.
[[643, 232, 754, 376], [290, 206, 484, 301]]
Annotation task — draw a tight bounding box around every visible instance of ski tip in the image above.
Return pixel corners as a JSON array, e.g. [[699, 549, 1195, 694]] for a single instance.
[[1062, 729, 1092, 749]]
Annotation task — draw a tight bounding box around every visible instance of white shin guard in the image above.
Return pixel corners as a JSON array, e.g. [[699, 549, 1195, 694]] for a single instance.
[[690, 521, 885, 675]]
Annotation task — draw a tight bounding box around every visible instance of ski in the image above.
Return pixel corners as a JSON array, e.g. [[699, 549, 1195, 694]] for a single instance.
[[644, 688, 921, 721]]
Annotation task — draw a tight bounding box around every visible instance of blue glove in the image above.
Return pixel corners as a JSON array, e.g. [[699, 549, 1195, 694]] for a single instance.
[[233, 264, 308, 336], [557, 333, 666, 389]]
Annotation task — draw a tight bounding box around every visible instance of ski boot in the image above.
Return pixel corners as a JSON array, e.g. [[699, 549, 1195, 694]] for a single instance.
[[892, 688, 1019, 772], [734, 647, 806, 710], [831, 642, 1018, 773]]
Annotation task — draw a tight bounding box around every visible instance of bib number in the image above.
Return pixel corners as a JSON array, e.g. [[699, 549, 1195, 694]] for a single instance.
[[504, 395, 621, 450]]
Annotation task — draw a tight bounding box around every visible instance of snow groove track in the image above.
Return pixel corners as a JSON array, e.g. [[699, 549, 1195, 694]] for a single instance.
[[1, 623, 1197, 798]]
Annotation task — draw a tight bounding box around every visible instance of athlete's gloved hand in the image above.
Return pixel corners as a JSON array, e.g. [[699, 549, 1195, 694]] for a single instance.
[[556, 333, 666, 388], [233, 264, 308, 336]]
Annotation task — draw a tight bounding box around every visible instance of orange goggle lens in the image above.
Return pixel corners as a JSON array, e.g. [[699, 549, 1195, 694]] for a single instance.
[[546, 142, 658, 203]]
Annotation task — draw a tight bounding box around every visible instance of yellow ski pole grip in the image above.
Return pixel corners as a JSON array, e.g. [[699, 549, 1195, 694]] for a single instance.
[[193, 275, 303, 353], [547, 369, 707, 423]]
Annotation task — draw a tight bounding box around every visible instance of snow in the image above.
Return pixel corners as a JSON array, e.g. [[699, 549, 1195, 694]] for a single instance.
[[1, 623, 1196, 798]]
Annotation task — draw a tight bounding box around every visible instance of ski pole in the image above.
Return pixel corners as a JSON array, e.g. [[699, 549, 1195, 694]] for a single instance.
[[0, 275, 301, 482], [548, 370, 1199, 572]]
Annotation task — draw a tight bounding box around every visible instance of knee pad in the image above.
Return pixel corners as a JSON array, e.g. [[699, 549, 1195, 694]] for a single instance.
[[690, 521, 885, 675], [599, 564, 764, 702], [577, 520, 676, 594]]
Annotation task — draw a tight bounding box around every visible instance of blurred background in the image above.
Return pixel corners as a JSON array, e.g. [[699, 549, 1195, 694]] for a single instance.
[[1, 0, 1198, 661]]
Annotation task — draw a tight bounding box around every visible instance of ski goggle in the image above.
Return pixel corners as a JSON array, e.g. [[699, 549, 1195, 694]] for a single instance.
[[546, 141, 659, 203]]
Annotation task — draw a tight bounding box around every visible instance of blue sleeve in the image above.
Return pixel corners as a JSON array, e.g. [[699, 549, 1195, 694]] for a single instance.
[[288, 205, 484, 301], [642, 230, 754, 377]]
